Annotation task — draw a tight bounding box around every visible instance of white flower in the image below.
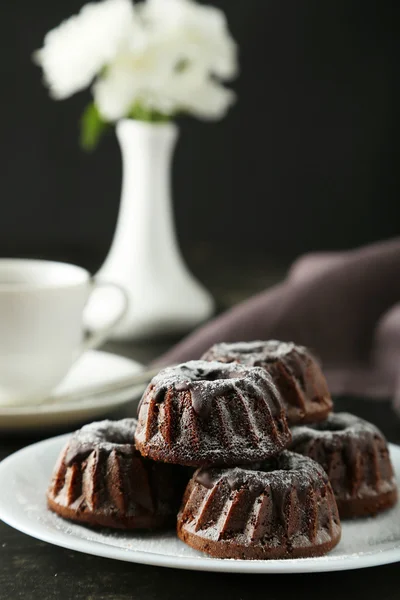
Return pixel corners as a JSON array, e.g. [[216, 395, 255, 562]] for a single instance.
[[141, 0, 238, 80], [162, 66, 236, 120], [35, 0, 135, 99], [36, 0, 238, 122], [93, 32, 179, 120], [94, 58, 235, 121], [94, 0, 238, 121]]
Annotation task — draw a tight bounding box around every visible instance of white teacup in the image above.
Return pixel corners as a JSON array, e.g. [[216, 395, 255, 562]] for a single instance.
[[0, 259, 128, 406]]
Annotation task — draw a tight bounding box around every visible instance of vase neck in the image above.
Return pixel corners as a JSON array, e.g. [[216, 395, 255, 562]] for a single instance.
[[107, 119, 180, 262], [117, 119, 178, 150]]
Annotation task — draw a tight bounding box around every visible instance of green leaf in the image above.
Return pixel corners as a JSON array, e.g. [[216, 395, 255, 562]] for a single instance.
[[80, 103, 109, 151], [128, 102, 171, 123]]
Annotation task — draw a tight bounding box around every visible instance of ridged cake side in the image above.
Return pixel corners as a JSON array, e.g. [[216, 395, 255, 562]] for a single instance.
[[135, 361, 292, 467], [202, 340, 333, 424], [290, 413, 398, 517], [177, 451, 341, 559], [47, 419, 186, 529]]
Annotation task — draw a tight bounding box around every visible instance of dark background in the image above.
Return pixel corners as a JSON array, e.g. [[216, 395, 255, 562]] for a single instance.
[[1, 6, 400, 595], [1, 0, 399, 272]]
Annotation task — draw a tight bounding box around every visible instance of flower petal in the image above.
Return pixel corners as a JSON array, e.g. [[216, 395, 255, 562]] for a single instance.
[[141, 0, 238, 79], [36, 0, 135, 99]]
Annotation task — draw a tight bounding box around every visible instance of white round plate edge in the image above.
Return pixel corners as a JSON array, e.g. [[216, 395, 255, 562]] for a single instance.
[[0, 436, 399, 574]]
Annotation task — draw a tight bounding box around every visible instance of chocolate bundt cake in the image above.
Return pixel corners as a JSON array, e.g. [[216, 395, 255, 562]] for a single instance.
[[290, 413, 398, 518], [202, 340, 333, 425], [177, 451, 341, 559], [48, 419, 188, 529], [135, 360, 291, 467]]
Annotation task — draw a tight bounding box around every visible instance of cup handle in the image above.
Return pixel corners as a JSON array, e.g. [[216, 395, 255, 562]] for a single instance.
[[79, 280, 129, 354]]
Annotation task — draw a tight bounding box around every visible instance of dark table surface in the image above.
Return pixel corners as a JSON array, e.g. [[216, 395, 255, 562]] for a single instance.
[[1, 266, 400, 600]]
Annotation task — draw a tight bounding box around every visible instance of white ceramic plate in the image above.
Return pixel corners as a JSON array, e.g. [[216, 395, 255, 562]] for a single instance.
[[0, 436, 399, 573], [0, 351, 143, 431]]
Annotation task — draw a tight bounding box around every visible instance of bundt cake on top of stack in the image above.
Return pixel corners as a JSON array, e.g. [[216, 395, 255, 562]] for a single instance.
[[134, 360, 291, 467], [47, 339, 398, 561]]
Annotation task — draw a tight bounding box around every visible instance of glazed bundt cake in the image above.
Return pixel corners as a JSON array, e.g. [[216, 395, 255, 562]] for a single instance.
[[177, 450, 341, 559], [202, 340, 333, 425], [47, 419, 188, 529], [135, 360, 291, 467], [290, 413, 398, 518]]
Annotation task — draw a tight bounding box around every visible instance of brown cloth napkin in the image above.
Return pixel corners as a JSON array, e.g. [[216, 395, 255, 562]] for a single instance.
[[153, 238, 400, 414]]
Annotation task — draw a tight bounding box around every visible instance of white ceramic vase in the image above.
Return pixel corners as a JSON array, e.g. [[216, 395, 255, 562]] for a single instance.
[[94, 119, 215, 340]]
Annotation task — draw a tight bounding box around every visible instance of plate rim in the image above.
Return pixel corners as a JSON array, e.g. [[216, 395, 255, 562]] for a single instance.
[[0, 350, 143, 428], [0, 435, 399, 574]]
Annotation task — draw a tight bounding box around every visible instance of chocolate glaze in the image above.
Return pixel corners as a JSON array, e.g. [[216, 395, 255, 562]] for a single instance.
[[202, 340, 302, 365], [194, 452, 323, 494], [48, 418, 190, 530], [194, 470, 215, 489], [202, 340, 333, 425], [146, 360, 281, 421], [64, 419, 136, 465], [290, 413, 398, 518], [179, 450, 341, 559], [135, 359, 292, 467], [291, 412, 385, 441]]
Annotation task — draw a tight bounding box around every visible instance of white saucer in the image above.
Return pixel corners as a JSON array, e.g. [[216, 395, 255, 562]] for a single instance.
[[0, 435, 399, 573], [0, 350, 143, 430]]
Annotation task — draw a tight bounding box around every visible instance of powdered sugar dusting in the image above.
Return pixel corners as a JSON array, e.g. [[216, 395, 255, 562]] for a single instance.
[[291, 412, 384, 443], [141, 359, 283, 422], [149, 360, 279, 419], [135, 360, 289, 466], [202, 340, 306, 364], [65, 418, 137, 463], [195, 451, 328, 492]]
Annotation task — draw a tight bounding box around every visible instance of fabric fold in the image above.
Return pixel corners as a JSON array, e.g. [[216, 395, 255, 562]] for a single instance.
[[153, 238, 400, 414]]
